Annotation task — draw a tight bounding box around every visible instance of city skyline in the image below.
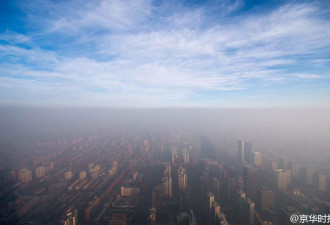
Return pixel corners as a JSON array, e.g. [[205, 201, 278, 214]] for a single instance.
[[1, 0, 330, 107]]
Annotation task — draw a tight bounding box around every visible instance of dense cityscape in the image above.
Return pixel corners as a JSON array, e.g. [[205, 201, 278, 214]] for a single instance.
[[1, 0, 330, 224], [0, 127, 329, 225]]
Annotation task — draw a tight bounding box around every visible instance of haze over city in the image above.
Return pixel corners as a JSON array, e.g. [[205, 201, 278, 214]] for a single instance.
[[0, 1, 330, 225]]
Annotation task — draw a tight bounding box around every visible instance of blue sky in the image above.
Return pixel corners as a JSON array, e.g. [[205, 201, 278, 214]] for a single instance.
[[0, 0, 330, 107]]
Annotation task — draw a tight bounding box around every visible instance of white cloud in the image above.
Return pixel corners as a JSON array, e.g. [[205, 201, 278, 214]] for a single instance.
[[1, 1, 330, 106]]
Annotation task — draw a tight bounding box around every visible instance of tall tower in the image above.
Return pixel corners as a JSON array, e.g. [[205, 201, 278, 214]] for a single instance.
[[211, 177, 220, 201], [207, 192, 215, 210], [253, 152, 262, 167], [182, 149, 190, 164], [178, 167, 188, 190], [244, 142, 255, 163], [305, 168, 314, 185], [164, 163, 171, 177], [163, 164, 173, 198], [316, 174, 327, 191], [273, 169, 288, 192], [238, 139, 245, 162]]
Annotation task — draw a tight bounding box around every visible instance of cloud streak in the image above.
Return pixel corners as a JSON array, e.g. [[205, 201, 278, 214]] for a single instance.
[[0, 0, 330, 107]]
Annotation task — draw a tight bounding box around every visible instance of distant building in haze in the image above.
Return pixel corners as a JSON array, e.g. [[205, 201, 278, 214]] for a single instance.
[[79, 171, 87, 180], [178, 167, 188, 190], [305, 168, 314, 185], [201, 136, 215, 158], [35, 166, 46, 178], [315, 174, 327, 191], [244, 165, 259, 201], [207, 192, 215, 210], [273, 169, 288, 192], [253, 152, 262, 167], [182, 149, 190, 164], [18, 169, 32, 183], [65, 170, 73, 180], [237, 139, 245, 162], [257, 187, 275, 210], [163, 176, 172, 198]]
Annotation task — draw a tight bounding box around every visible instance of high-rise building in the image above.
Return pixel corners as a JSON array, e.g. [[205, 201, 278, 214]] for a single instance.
[[243, 166, 259, 201], [211, 201, 221, 225], [211, 177, 220, 201], [65, 170, 73, 180], [164, 163, 171, 177], [207, 192, 215, 210], [253, 152, 262, 167], [273, 169, 288, 192], [163, 176, 172, 198], [201, 136, 215, 158], [182, 149, 190, 164], [178, 167, 188, 190], [305, 168, 313, 185], [79, 171, 87, 180], [62, 207, 78, 225], [242, 198, 255, 225], [289, 162, 299, 178], [244, 142, 255, 163], [18, 169, 32, 183], [237, 139, 245, 162], [285, 169, 292, 185], [316, 174, 327, 191], [35, 166, 46, 178], [171, 147, 178, 164], [257, 187, 275, 210]]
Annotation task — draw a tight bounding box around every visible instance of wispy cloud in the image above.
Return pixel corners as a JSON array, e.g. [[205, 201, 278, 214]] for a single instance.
[[0, 0, 330, 107]]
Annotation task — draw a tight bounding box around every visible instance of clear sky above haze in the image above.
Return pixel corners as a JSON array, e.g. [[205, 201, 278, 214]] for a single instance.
[[1, 0, 330, 107]]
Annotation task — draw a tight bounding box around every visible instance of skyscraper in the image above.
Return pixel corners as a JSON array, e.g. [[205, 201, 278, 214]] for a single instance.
[[237, 139, 245, 162], [178, 167, 188, 190], [164, 163, 171, 177], [207, 192, 215, 210], [211, 177, 220, 201], [305, 168, 314, 185], [18, 169, 32, 183], [243, 198, 255, 225], [244, 142, 255, 163], [163, 176, 172, 198], [201, 136, 215, 158], [211, 201, 221, 225], [273, 169, 288, 192], [182, 149, 190, 164], [171, 147, 178, 164], [257, 187, 275, 210], [316, 174, 327, 191], [35, 166, 46, 178], [243, 165, 259, 201], [253, 152, 262, 167]]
